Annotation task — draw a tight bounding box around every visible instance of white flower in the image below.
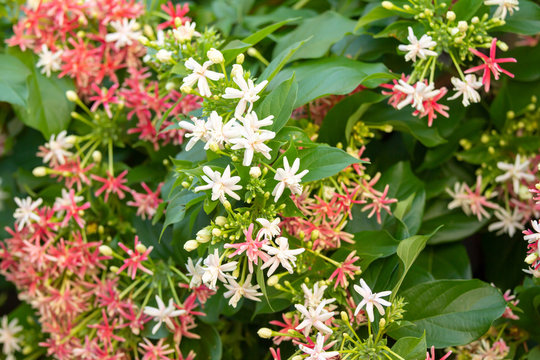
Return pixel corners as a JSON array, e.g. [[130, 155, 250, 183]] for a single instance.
[[261, 237, 305, 276], [0, 316, 22, 358], [230, 123, 275, 166], [105, 19, 142, 48], [398, 27, 438, 62], [394, 80, 441, 112], [222, 73, 268, 118], [295, 300, 335, 335], [202, 249, 238, 290], [488, 208, 524, 237], [495, 155, 535, 194], [172, 21, 200, 42], [206, 111, 242, 150], [54, 188, 83, 214], [301, 283, 331, 308], [195, 165, 242, 204], [143, 296, 185, 334], [447, 75, 483, 106], [524, 220, 540, 243], [13, 197, 42, 229], [183, 58, 224, 97], [156, 49, 173, 63], [299, 333, 339, 360], [484, 0, 519, 19], [36, 45, 62, 77], [446, 182, 471, 215], [186, 258, 205, 288], [207, 48, 224, 64], [40, 130, 74, 165], [256, 217, 281, 239], [178, 117, 210, 151], [272, 157, 309, 202], [353, 279, 392, 322], [223, 274, 263, 308]]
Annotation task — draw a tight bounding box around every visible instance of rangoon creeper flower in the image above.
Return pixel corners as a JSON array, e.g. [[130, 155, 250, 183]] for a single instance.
[[448, 75, 483, 106], [0, 316, 22, 359], [178, 117, 210, 151], [38, 130, 74, 166], [488, 208, 523, 237], [36, 45, 62, 77], [484, 0, 519, 19], [295, 299, 335, 335], [172, 21, 200, 42], [353, 279, 392, 322], [202, 249, 238, 290], [13, 197, 42, 229], [256, 217, 281, 239], [261, 237, 305, 276], [523, 220, 540, 243], [302, 283, 331, 308], [195, 165, 242, 204], [495, 154, 535, 194], [206, 111, 241, 150], [143, 296, 185, 334], [398, 27, 438, 62], [223, 274, 263, 308], [105, 19, 142, 48], [241, 111, 274, 132], [222, 68, 268, 118], [183, 58, 225, 97], [186, 258, 205, 288], [272, 157, 309, 202], [299, 333, 339, 360], [230, 120, 275, 166], [394, 80, 441, 112]]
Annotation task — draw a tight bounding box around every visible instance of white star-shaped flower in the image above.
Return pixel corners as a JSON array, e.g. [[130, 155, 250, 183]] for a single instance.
[[495, 154, 535, 194], [353, 279, 392, 322], [39, 130, 74, 165], [172, 21, 201, 42], [448, 75, 483, 107], [261, 237, 305, 276], [0, 316, 22, 357], [299, 333, 339, 360], [223, 274, 263, 308], [36, 45, 63, 77], [105, 19, 142, 48], [256, 217, 281, 239], [295, 299, 335, 336], [398, 27, 438, 62], [230, 123, 275, 166], [484, 0, 519, 19], [488, 208, 524, 237], [13, 197, 43, 229], [272, 156, 309, 202], [240, 111, 274, 132], [178, 117, 210, 151], [186, 258, 205, 288], [195, 165, 242, 204], [183, 58, 224, 97], [394, 80, 441, 112], [143, 296, 185, 334], [202, 249, 238, 290], [302, 283, 330, 309], [524, 220, 540, 243], [222, 71, 268, 118], [206, 111, 242, 150]]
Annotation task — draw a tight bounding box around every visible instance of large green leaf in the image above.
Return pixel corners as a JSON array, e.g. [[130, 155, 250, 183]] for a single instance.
[[421, 206, 489, 245], [498, 0, 540, 35], [452, 0, 486, 20], [269, 57, 387, 107], [256, 75, 297, 133], [515, 285, 540, 342], [393, 233, 434, 294], [297, 145, 361, 182], [391, 335, 427, 360], [339, 230, 399, 270], [354, 5, 397, 31], [181, 322, 222, 360], [0, 54, 30, 106], [272, 11, 356, 62], [9, 50, 75, 138], [389, 279, 506, 347], [259, 38, 308, 83]]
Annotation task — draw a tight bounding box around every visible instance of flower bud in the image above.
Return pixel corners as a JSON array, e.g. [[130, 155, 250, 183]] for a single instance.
[[156, 49, 173, 63], [223, 200, 232, 211], [110, 265, 119, 273], [267, 275, 279, 287], [99, 245, 113, 257], [231, 64, 243, 79], [207, 48, 224, 64], [498, 41, 508, 51], [292, 356, 303, 360], [257, 328, 273, 338], [525, 252, 538, 264], [174, 17, 183, 28], [135, 243, 148, 253], [92, 150, 102, 162], [247, 47, 258, 57], [143, 24, 154, 38], [66, 90, 79, 102], [446, 11, 456, 21], [182, 181, 190, 188], [236, 53, 244, 64], [165, 82, 176, 91], [379, 318, 386, 328], [381, 1, 393, 9], [184, 240, 199, 252], [340, 311, 349, 322], [215, 216, 227, 226], [212, 228, 222, 237], [209, 142, 220, 153], [457, 21, 468, 32], [180, 84, 192, 94], [32, 166, 47, 177], [196, 228, 211, 243], [471, 16, 479, 24], [249, 166, 261, 178]]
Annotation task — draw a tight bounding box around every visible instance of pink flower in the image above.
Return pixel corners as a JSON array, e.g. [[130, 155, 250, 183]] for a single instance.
[[224, 223, 269, 273], [465, 38, 517, 92], [381, 74, 410, 109], [116, 236, 153, 280], [463, 176, 499, 221], [89, 83, 119, 118], [269, 313, 300, 344], [55, 188, 91, 228], [91, 170, 131, 202], [127, 182, 164, 219], [89, 310, 126, 350], [361, 184, 397, 224], [426, 346, 451, 360], [329, 251, 361, 289], [270, 348, 281, 360], [138, 338, 175, 360], [413, 86, 449, 127], [158, 1, 190, 30]]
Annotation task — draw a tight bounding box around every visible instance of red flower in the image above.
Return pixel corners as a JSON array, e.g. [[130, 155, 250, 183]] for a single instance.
[[158, 1, 190, 30], [91, 170, 130, 202], [465, 38, 517, 92], [116, 236, 153, 280], [413, 86, 449, 127], [329, 251, 361, 289]]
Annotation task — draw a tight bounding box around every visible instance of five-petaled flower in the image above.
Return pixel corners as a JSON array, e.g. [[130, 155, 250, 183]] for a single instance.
[[353, 279, 392, 322]]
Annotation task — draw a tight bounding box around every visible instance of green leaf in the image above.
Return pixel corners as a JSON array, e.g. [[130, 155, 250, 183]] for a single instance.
[[181, 322, 222, 360], [256, 75, 297, 134], [0, 54, 30, 106], [389, 279, 506, 347], [269, 57, 387, 107], [298, 145, 361, 182], [375, 21, 418, 41], [451, 0, 485, 20], [222, 18, 296, 64], [259, 38, 308, 83], [256, 266, 274, 312], [498, 0, 540, 35], [161, 190, 204, 238], [421, 207, 489, 245], [9, 49, 75, 138], [342, 230, 399, 269], [391, 334, 427, 360], [515, 286, 540, 342], [354, 6, 396, 31], [272, 11, 356, 62]]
